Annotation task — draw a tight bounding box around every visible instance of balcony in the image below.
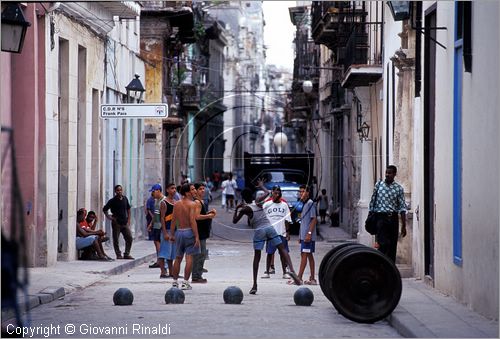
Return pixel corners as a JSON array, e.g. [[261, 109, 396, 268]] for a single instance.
[[340, 23, 383, 88], [59, 2, 140, 36], [141, 6, 195, 43], [180, 84, 200, 110], [311, 1, 365, 51]]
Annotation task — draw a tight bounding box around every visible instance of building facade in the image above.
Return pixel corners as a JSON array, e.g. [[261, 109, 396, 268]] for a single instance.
[[1, 2, 144, 266], [300, 0, 499, 320]]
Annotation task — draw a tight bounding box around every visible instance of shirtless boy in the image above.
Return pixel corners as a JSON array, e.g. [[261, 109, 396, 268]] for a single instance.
[[169, 183, 200, 290]]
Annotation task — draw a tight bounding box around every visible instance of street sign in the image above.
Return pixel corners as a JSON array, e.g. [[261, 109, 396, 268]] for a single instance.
[[100, 104, 168, 118]]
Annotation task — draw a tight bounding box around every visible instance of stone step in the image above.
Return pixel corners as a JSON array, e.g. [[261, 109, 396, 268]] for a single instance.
[[397, 264, 413, 278]]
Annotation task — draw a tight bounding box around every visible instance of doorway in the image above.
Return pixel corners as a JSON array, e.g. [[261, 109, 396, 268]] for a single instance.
[[57, 38, 69, 259], [423, 6, 437, 280]]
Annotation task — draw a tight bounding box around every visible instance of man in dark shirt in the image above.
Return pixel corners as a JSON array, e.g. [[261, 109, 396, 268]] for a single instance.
[[368, 165, 407, 262], [192, 182, 217, 283], [103, 185, 134, 259]]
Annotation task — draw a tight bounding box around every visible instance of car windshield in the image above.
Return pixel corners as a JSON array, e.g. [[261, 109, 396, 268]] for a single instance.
[[256, 190, 299, 207], [260, 171, 305, 184], [281, 190, 299, 204]]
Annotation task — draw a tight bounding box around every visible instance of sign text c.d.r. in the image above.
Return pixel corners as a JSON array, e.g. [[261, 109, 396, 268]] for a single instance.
[[100, 104, 168, 118]]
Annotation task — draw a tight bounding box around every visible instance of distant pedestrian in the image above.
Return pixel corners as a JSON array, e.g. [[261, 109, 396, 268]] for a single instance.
[[181, 174, 190, 185], [368, 165, 407, 262], [212, 170, 221, 191], [221, 175, 227, 210], [235, 174, 245, 205], [318, 189, 328, 224], [205, 176, 214, 192], [192, 182, 217, 283], [233, 180, 301, 295], [296, 185, 317, 285], [329, 200, 340, 227], [222, 172, 237, 211], [203, 177, 213, 208], [103, 185, 134, 260], [262, 185, 292, 279], [170, 183, 200, 290]]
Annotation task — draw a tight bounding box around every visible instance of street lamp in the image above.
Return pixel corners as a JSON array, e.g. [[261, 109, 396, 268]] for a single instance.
[[125, 74, 145, 103], [1, 3, 31, 53], [273, 131, 288, 153], [302, 80, 313, 94], [169, 103, 178, 117]]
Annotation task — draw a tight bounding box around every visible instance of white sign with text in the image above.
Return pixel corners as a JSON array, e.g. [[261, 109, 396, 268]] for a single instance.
[[100, 104, 168, 118]]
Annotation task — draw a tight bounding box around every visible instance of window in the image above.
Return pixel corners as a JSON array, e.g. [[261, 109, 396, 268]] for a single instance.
[[456, 2, 472, 72], [453, 2, 467, 266]]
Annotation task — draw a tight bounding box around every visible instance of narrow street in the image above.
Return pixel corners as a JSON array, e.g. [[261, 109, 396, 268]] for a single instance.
[[22, 202, 401, 338], [2, 2, 499, 337]]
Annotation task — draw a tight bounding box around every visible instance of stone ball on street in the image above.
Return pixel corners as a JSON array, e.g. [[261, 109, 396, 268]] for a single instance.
[[294, 287, 314, 306], [223, 286, 244, 304], [164, 287, 185, 304], [113, 288, 134, 306]]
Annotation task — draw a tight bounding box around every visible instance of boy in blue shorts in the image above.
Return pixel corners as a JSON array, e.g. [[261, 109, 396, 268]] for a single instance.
[[233, 180, 301, 294], [297, 185, 317, 285], [169, 183, 200, 290]]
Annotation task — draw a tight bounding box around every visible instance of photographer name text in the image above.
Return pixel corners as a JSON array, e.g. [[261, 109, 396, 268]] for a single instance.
[[6, 323, 172, 337]]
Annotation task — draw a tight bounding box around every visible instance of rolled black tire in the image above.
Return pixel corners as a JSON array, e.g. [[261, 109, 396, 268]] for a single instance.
[[319, 243, 361, 297], [322, 244, 367, 302], [326, 246, 402, 323], [320, 243, 365, 301]]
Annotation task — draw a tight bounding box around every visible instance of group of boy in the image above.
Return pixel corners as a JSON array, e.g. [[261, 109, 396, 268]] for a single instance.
[[147, 182, 216, 290], [74, 184, 136, 261], [233, 180, 318, 294]]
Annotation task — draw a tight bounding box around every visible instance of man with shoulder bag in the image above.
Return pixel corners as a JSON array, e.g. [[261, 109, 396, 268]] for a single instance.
[[366, 165, 407, 262]]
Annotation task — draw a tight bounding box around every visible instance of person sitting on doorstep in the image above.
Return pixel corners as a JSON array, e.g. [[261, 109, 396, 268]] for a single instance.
[[80, 209, 109, 243], [76, 209, 113, 261]]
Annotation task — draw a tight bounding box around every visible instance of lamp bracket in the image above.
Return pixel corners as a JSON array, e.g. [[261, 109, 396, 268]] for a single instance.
[[414, 27, 447, 50]]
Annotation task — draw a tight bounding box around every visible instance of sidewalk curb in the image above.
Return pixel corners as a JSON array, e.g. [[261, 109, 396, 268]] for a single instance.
[[93, 253, 156, 276], [388, 306, 437, 338], [1, 252, 156, 323]]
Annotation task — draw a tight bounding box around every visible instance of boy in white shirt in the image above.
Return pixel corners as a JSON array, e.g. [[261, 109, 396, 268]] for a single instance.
[[262, 185, 293, 279]]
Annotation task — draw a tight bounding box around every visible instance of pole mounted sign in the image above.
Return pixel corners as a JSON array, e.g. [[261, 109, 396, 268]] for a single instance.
[[100, 104, 168, 118]]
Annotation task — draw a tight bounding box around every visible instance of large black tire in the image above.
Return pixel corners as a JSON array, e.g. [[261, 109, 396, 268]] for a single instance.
[[318, 243, 361, 298], [326, 246, 402, 323]]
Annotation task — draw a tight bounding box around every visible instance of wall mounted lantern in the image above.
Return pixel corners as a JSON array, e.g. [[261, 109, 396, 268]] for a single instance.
[[125, 74, 145, 103], [387, 1, 411, 21], [1, 3, 31, 53], [358, 122, 370, 142]]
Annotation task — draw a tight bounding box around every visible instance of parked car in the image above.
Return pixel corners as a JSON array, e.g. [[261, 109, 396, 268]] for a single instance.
[[244, 151, 314, 234]]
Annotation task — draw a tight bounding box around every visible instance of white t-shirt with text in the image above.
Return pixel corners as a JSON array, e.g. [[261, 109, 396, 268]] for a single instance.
[[263, 200, 292, 236]]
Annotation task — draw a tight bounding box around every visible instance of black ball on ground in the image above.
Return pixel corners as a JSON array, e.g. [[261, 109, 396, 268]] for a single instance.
[[164, 287, 185, 304], [113, 288, 134, 305], [294, 287, 314, 306], [223, 286, 244, 304]]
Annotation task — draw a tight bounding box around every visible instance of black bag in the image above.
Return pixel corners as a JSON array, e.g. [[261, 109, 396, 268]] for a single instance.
[[365, 181, 380, 235], [365, 212, 378, 235]]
